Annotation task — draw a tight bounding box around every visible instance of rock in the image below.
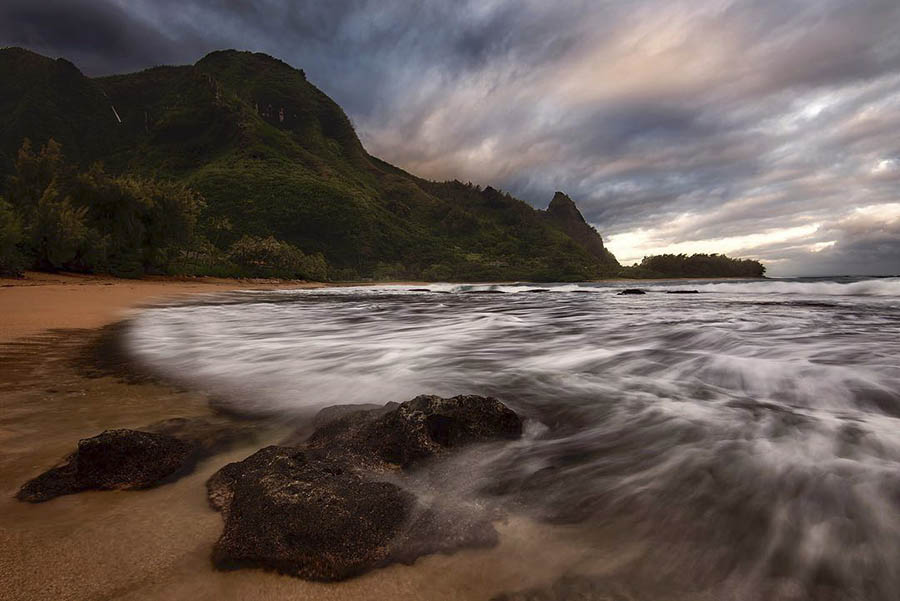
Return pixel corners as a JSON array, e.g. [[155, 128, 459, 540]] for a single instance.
[[312, 402, 398, 429], [208, 446, 415, 580], [306, 394, 523, 468], [17, 429, 194, 502], [17, 416, 261, 503], [279, 402, 398, 448], [207, 446, 499, 580], [207, 395, 522, 580], [617, 288, 646, 295], [462, 289, 506, 294], [666, 290, 700, 294], [543, 191, 620, 269], [408, 288, 432, 292]]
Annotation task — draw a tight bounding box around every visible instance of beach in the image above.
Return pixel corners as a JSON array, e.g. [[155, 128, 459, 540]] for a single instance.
[[3, 274, 898, 601], [0, 274, 589, 601]]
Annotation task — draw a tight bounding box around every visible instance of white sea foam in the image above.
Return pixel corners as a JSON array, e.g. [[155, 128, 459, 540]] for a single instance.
[[127, 277, 900, 600]]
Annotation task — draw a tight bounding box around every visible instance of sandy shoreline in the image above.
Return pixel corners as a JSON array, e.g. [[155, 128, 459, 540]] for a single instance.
[[0, 271, 758, 343], [0, 272, 606, 601], [0, 272, 332, 342], [0, 271, 748, 600]]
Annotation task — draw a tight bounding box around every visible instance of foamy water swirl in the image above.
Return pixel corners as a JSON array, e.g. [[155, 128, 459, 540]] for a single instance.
[[128, 277, 900, 600]]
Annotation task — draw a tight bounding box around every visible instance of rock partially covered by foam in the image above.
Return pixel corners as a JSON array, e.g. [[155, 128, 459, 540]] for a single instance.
[[207, 446, 416, 580], [307, 394, 523, 468], [207, 394, 521, 580]]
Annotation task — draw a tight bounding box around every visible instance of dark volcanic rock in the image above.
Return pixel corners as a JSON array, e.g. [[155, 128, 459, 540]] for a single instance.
[[207, 395, 521, 580], [307, 394, 523, 468], [666, 289, 700, 294], [208, 446, 415, 580], [17, 429, 194, 502], [17, 416, 261, 503], [207, 446, 499, 580], [618, 288, 646, 295]]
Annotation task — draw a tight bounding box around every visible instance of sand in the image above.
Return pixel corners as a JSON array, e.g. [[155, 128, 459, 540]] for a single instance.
[[0, 272, 330, 342], [0, 272, 610, 601]]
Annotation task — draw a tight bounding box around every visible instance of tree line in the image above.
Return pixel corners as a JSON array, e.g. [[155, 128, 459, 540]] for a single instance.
[[0, 139, 329, 280], [629, 253, 766, 278]]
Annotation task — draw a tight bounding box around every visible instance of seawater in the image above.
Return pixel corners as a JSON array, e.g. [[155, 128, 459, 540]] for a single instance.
[[127, 277, 900, 600]]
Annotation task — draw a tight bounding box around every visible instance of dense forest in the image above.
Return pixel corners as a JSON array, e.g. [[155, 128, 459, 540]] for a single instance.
[[624, 254, 766, 278], [0, 139, 326, 279], [0, 47, 764, 281]]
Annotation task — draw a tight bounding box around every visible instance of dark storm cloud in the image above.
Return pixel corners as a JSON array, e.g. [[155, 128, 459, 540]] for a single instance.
[[0, 0, 191, 74], [2, 0, 899, 275]]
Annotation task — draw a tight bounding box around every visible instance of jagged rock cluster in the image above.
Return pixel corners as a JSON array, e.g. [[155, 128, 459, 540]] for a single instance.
[[17, 394, 523, 582], [208, 394, 522, 580]]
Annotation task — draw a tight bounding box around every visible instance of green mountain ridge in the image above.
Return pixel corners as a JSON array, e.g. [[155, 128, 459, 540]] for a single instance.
[[0, 47, 621, 281]]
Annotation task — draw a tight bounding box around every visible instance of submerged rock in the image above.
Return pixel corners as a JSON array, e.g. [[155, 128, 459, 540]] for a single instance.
[[142, 415, 260, 455], [17, 416, 261, 503], [618, 288, 646, 295], [207, 394, 521, 580], [666, 290, 700, 294], [17, 429, 194, 502]]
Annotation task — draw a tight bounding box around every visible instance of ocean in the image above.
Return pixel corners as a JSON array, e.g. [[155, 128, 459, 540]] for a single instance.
[[126, 277, 900, 600]]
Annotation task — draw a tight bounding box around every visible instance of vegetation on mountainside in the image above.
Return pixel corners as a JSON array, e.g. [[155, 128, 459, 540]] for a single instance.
[[0, 138, 332, 279], [623, 253, 766, 278], [0, 47, 765, 281], [0, 197, 24, 276]]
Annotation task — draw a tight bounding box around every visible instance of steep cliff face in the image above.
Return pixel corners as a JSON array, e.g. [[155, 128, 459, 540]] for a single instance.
[[0, 48, 120, 173], [0, 47, 618, 280], [544, 192, 620, 268]]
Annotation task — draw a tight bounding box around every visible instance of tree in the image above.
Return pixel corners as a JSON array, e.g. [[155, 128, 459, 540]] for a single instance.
[[28, 182, 90, 270], [0, 198, 24, 276], [5, 138, 205, 277]]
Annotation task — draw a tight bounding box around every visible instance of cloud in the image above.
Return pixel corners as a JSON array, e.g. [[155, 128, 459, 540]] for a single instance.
[[784, 204, 900, 276], [1, 0, 899, 275]]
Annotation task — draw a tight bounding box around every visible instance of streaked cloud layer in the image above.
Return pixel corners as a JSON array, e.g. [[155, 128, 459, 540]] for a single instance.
[[2, 0, 898, 275]]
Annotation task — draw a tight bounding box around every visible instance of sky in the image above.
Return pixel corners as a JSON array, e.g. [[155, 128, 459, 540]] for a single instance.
[[2, 0, 899, 276]]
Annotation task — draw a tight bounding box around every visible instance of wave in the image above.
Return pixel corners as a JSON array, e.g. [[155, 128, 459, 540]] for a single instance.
[[269, 276, 900, 297], [126, 283, 900, 600]]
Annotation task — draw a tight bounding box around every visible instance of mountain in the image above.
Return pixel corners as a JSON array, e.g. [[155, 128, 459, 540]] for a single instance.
[[543, 192, 619, 269], [0, 47, 620, 281]]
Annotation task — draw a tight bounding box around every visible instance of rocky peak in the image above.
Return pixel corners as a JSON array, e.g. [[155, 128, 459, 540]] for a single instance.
[[543, 191, 620, 269], [547, 191, 586, 224]]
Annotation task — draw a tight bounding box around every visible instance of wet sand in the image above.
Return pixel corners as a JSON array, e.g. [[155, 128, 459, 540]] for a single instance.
[[0, 274, 614, 601], [0, 272, 331, 342], [0, 330, 603, 600]]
